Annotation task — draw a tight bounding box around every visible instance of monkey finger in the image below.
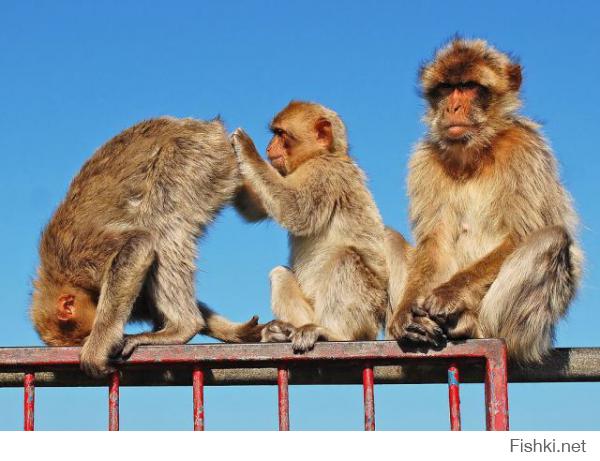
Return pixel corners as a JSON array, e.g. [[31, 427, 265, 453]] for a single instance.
[[406, 323, 427, 335], [401, 330, 433, 345], [411, 305, 428, 317]]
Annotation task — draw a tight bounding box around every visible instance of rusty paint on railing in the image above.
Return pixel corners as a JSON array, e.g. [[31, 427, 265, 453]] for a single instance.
[[23, 373, 34, 431], [277, 366, 289, 431], [108, 372, 119, 431], [362, 364, 375, 431], [448, 364, 461, 431], [192, 367, 204, 431]]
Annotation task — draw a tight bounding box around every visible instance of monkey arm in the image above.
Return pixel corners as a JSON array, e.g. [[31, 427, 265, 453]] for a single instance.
[[423, 236, 517, 322], [232, 129, 336, 236], [387, 237, 445, 344], [396, 237, 440, 313], [233, 180, 269, 222]]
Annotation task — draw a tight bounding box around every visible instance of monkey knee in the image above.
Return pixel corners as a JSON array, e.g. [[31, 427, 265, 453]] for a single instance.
[[269, 265, 293, 284], [503, 328, 553, 364], [534, 226, 572, 254]]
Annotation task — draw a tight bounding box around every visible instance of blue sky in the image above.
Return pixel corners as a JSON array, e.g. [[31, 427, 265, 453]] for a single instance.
[[0, 1, 599, 430]]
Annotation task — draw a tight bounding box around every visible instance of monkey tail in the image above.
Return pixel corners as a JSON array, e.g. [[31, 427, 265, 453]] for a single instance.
[[197, 301, 263, 343]]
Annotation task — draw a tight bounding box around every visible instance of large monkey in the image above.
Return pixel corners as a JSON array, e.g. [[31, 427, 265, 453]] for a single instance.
[[387, 39, 582, 362], [31, 117, 260, 377], [231, 102, 389, 351]]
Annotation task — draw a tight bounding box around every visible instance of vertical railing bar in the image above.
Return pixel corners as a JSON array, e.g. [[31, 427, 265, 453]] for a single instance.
[[484, 344, 510, 431], [448, 363, 461, 431], [193, 367, 205, 431], [362, 363, 375, 431], [108, 372, 120, 431], [277, 365, 290, 431], [24, 372, 35, 431]]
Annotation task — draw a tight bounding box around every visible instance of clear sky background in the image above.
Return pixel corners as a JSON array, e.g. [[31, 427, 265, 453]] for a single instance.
[[0, 1, 599, 430]]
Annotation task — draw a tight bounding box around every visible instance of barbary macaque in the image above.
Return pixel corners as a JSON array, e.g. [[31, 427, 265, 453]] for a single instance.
[[231, 101, 389, 351], [387, 39, 582, 362], [31, 117, 260, 377]]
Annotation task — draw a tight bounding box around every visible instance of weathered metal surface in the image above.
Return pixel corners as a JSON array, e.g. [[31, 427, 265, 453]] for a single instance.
[[484, 344, 509, 431], [277, 366, 289, 431], [23, 373, 34, 431], [362, 365, 375, 431], [0, 340, 503, 367], [1, 344, 596, 387], [192, 367, 204, 431], [447, 364, 461, 431], [108, 372, 119, 431]]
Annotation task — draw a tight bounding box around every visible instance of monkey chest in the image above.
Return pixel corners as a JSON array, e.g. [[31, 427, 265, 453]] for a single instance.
[[442, 186, 504, 268]]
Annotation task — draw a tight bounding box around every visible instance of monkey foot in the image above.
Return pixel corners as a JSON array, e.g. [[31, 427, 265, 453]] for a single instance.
[[261, 320, 296, 343]]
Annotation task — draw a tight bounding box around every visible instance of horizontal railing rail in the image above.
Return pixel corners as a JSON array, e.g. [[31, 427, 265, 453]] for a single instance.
[[0, 342, 598, 387]]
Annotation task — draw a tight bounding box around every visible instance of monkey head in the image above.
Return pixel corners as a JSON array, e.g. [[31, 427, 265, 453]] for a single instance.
[[420, 38, 523, 147], [31, 281, 97, 346], [266, 101, 348, 175]]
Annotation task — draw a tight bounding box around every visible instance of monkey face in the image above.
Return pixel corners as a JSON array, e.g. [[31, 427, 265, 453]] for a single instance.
[[266, 128, 290, 175], [429, 82, 490, 141], [267, 108, 335, 176]]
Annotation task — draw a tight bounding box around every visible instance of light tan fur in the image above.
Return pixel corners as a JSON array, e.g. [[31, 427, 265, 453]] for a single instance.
[[31, 117, 260, 377], [387, 39, 582, 362], [231, 101, 389, 351]]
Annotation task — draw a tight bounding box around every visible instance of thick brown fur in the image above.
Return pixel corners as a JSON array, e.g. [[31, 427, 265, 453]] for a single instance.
[[231, 101, 389, 351], [31, 117, 260, 377], [387, 39, 583, 363]]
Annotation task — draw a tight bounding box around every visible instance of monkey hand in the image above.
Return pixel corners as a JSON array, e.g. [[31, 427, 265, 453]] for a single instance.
[[388, 301, 446, 348], [260, 320, 296, 343], [79, 335, 122, 378], [231, 128, 263, 166], [422, 283, 470, 328]]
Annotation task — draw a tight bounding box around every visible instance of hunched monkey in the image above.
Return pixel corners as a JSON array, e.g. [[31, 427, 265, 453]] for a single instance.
[[31, 117, 260, 377]]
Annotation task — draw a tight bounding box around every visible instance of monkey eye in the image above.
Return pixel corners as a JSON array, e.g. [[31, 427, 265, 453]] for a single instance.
[[460, 81, 478, 89], [432, 83, 453, 96]]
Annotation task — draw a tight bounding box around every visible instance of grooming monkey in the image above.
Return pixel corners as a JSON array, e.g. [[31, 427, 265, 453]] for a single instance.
[[387, 39, 582, 362], [231, 102, 389, 351], [31, 117, 260, 377]]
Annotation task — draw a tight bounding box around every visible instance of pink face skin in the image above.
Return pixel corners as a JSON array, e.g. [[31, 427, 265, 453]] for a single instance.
[[442, 87, 479, 140]]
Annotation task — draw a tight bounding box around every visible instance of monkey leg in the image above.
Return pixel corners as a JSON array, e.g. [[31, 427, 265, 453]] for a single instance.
[[384, 227, 413, 323], [478, 226, 580, 363], [80, 232, 155, 377], [261, 266, 315, 343], [119, 244, 204, 357], [307, 248, 386, 351]]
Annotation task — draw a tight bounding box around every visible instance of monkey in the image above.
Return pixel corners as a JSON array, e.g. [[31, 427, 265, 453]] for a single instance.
[[31, 117, 261, 377], [386, 38, 583, 363], [230, 101, 389, 352]]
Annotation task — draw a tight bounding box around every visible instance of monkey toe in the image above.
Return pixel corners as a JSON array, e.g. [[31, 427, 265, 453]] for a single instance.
[[291, 326, 319, 353], [261, 320, 295, 343]]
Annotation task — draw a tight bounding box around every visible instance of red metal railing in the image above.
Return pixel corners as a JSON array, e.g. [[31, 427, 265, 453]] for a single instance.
[[0, 339, 509, 431]]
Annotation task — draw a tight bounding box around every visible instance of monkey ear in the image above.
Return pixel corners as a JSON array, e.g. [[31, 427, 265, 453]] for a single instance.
[[56, 294, 76, 322], [315, 118, 333, 149], [507, 63, 522, 91]]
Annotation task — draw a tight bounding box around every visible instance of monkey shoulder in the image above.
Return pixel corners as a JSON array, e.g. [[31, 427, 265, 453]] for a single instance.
[[494, 120, 578, 237]]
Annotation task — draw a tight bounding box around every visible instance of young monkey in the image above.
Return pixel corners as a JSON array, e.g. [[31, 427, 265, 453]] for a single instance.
[[387, 39, 582, 362], [231, 101, 389, 351]]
